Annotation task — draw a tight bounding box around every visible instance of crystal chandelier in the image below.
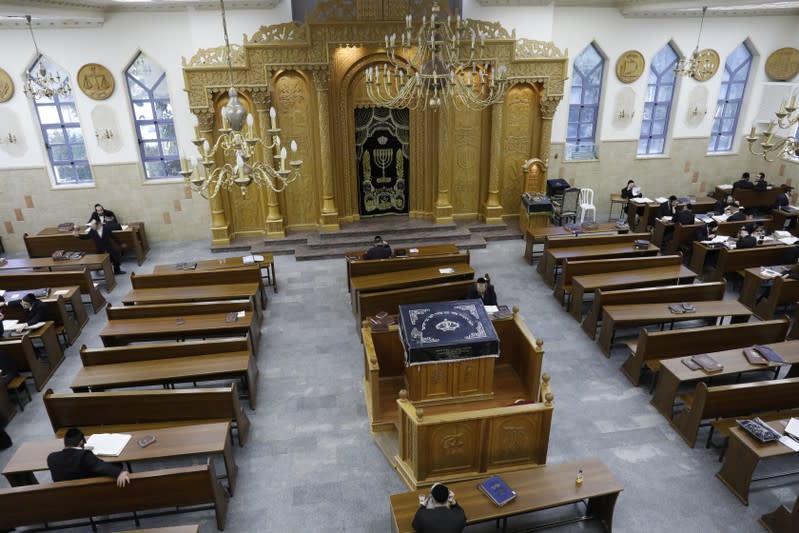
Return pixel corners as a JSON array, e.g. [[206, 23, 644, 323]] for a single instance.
[[746, 94, 798, 162], [365, 0, 508, 112], [180, 0, 302, 199], [22, 15, 71, 100], [674, 6, 714, 80]]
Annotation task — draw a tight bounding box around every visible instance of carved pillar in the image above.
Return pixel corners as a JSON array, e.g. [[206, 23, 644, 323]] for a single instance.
[[538, 96, 560, 184], [252, 90, 286, 239], [313, 70, 340, 231], [434, 112, 453, 224], [484, 101, 505, 224], [197, 110, 231, 245]]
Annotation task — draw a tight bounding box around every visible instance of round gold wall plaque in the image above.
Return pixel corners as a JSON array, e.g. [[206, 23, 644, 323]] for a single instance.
[[0, 68, 14, 103], [77, 63, 115, 100], [692, 49, 720, 82], [615, 51, 645, 84], [765, 47, 799, 81]]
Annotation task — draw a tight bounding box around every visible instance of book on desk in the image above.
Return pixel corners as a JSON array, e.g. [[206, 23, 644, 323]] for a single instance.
[[477, 475, 517, 506]]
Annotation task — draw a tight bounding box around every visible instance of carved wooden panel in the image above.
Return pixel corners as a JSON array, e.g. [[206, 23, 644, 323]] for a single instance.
[[425, 421, 481, 477], [486, 413, 543, 467], [420, 363, 452, 400], [275, 72, 319, 228], [454, 358, 483, 395], [451, 109, 483, 216], [500, 85, 536, 212]]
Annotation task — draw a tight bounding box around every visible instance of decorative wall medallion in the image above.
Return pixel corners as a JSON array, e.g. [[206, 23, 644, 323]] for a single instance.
[[77, 63, 115, 100], [0, 68, 14, 103], [765, 47, 799, 81], [692, 49, 720, 82], [615, 51, 645, 84]]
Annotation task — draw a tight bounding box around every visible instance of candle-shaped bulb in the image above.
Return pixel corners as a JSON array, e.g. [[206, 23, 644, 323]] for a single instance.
[[280, 146, 287, 171], [290, 139, 298, 152], [750, 126, 756, 138], [246, 114, 254, 127], [203, 139, 210, 152], [269, 106, 277, 129], [275, 136, 281, 146]]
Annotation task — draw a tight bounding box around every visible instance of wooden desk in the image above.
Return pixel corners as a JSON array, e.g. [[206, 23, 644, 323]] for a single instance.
[[344, 243, 459, 262], [738, 265, 790, 309], [541, 241, 659, 287], [569, 265, 697, 321], [71, 351, 258, 408], [390, 458, 623, 533], [350, 264, 474, 315], [524, 223, 621, 264], [651, 340, 799, 419], [345, 245, 463, 291], [1, 422, 237, 495], [121, 283, 262, 318], [597, 300, 752, 356], [0, 254, 116, 292], [0, 321, 65, 391], [99, 313, 255, 348], [727, 186, 788, 209], [29, 223, 149, 266], [689, 238, 787, 279], [153, 255, 277, 292], [771, 208, 799, 234], [627, 199, 661, 232], [2, 286, 88, 346], [716, 419, 796, 505]]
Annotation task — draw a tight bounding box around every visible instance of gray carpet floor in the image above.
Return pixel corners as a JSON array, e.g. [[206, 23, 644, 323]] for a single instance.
[[1, 237, 796, 532]]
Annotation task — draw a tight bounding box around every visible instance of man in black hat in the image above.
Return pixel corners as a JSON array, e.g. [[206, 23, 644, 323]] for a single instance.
[[754, 172, 768, 191], [736, 226, 757, 249], [674, 203, 695, 225], [73, 219, 126, 275], [774, 185, 793, 209], [363, 235, 392, 260], [727, 206, 747, 222], [412, 482, 466, 533], [467, 274, 497, 305], [733, 172, 755, 191], [0, 293, 50, 333], [47, 428, 130, 487], [657, 195, 679, 219]]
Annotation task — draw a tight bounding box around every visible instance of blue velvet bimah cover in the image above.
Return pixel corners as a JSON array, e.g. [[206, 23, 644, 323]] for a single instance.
[[398, 299, 500, 366]]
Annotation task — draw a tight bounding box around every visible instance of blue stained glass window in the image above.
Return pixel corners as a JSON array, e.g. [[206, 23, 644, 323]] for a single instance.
[[708, 43, 753, 153], [126, 52, 181, 180], [30, 56, 93, 185], [638, 44, 679, 155], [566, 43, 604, 160]]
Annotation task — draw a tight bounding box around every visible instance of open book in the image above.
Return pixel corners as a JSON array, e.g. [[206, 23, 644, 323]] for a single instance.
[[243, 254, 265, 265], [85, 433, 132, 456]]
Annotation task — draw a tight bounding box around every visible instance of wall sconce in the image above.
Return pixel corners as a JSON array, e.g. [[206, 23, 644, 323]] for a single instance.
[[0, 133, 17, 145], [95, 129, 114, 141], [617, 109, 635, 119], [690, 106, 707, 117]]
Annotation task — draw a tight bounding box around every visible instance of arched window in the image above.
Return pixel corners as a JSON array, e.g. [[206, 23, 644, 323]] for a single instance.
[[30, 56, 93, 185], [566, 43, 604, 160], [639, 44, 679, 155], [125, 52, 180, 180], [708, 42, 753, 153]]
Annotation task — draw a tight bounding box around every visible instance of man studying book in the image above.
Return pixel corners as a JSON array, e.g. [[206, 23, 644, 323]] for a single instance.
[[47, 428, 130, 487], [412, 482, 466, 533]]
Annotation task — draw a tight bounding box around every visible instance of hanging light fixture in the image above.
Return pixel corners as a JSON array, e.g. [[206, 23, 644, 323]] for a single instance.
[[365, 0, 508, 112], [746, 93, 798, 162], [674, 6, 715, 80], [181, 0, 302, 199], [22, 15, 71, 100]]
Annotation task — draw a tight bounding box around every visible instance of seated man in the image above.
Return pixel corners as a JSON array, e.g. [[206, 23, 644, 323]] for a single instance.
[[674, 203, 695, 225], [412, 483, 466, 533], [88, 204, 121, 230], [467, 275, 498, 305], [74, 220, 126, 275], [362, 236, 392, 260], [712, 194, 735, 214], [47, 428, 130, 487], [0, 293, 50, 333], [620, 180, 642, 200], [693, 220, 718, 242], [727, 206, 747, 222], [657, 195, 678, 218], [735, 227, 757, 249], [773, 185, 792, 209], [733, 172, 755, 190], [754, 172, 768, 191]]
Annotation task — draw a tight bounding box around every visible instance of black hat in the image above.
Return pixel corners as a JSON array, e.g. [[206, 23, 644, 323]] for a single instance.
[[373, 236, 382, 243], [744, 223, 755, 234], [431, 484, 449, 504], [22, 293, 36, 304], [476, 277, 487, 284]]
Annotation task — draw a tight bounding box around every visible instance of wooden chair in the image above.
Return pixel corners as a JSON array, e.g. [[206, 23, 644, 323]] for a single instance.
[[6, 375, 31, 412]]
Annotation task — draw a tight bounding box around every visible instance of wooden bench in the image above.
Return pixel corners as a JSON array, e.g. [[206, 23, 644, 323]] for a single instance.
[[0, 270, 107, 313], [73, 338, 259, 408], [581, 281, 726, 340], [538, 232, 657, 287], [620, 319, 790, 386], [24, 223, 148, 266], [524, 223, 622, 264], [132, 268, 267, 310], [760, 493, 799, 533], [732, 186, 788, 209], [2, 292, 80, 347], [0, 462, 228, 531], [389, 458, 622, 533], [0, 322, 65, 391], [753, 275, 799, 319], [346, 247, 467, 291], [672, 376, 799, 448], [357, 279, 473, 325], [0, 253, 117, 292], [705, 245, 799, 282], [43, 385, 251, 446], [554, 254, 684, 306]]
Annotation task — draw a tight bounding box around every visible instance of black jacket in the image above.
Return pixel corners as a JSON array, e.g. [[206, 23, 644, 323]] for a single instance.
[[77, 227, 121, 254], [674, 210, 695, 225], [736, 236, 757, 249], [47, 447, 122, 482], [8, 299, 49, 325], [412, 505, 467, 533], [657, 202, 676, 218], [733, 179, 755, 190], [774, 193, 790, 208], [620, 187, 640, 200], [467, 284, 498, 306], [755, 180, 768, 191], [363, 244, 392, 260], [728, 211, 747, 222], [88, 209, 119, 225]]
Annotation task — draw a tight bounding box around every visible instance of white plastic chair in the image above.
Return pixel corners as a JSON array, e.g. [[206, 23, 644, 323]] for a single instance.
[[579, 188, 596, 223]]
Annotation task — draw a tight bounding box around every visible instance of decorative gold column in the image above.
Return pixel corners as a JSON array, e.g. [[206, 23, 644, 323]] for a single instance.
[[197, 110, 231, 245], [252, 91, 286, 239], [313, 70, 340, 231], [484, 101, 505, 224], [538, 97, 560, 183], [434, 112, 453, 224]]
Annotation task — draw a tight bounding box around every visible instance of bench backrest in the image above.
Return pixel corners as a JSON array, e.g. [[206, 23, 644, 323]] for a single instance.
[[358, 279, 474, 322], [0, 270, 106, 312], [636, 319, 789, 362], [131, 267, 263, 290], [24, 232, 98, 258], [106, 299, 253, 320], [544, 232, 650, 251], [0, 462, 227, 531], [43, 385, 247, 438], [349, 251, 469, 280], [80, 337, 251, 366], [560, 254, 682, 289], [733, 187, 786, 208], [664, 223, 704, 254], [698, 377, 799, 419], [716, 217, 773, 237], [711, 246, 799, 281]]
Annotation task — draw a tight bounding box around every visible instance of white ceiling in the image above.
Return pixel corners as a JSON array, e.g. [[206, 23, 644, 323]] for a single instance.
[[0, 0, 797, 27]]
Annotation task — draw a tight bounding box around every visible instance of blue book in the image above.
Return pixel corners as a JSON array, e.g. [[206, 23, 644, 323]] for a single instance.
[[752, 345, 786, 364], [477, 475, 517, 506]]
